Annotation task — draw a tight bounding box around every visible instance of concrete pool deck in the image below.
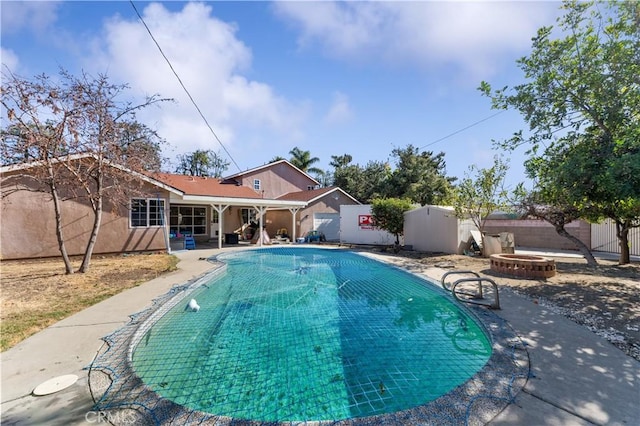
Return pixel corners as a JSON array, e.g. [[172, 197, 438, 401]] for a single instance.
[[1, 246, 639, 425]]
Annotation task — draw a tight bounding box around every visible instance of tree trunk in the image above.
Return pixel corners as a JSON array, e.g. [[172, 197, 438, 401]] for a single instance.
[[79, 177, 103, 273], [615, 220, 631, 265], [47, 172, 74, 274], [554, 224, 598, 266]]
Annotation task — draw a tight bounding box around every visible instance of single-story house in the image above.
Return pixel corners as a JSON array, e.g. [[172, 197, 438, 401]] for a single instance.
[[0, 157, 359, 260]]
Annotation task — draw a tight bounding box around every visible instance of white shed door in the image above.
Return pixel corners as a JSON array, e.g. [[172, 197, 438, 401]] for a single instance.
[[313, 213, 340, 241]]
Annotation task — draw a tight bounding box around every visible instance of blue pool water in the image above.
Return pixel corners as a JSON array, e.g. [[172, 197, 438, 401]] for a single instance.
[[132, 247, 491, 422]]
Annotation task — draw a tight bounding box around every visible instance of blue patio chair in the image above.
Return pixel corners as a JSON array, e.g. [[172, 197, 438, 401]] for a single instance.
[[184, 235, 196, 250]]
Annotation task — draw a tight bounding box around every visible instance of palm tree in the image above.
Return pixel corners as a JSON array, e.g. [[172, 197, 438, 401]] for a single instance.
[[289, 147, 323, 175]]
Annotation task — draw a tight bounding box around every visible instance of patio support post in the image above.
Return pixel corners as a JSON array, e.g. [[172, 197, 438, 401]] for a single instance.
[[289, 207, 300, 242], [253, 205, 268, 247], [212, 204, 229, 249], [162, 198, 171, 254]]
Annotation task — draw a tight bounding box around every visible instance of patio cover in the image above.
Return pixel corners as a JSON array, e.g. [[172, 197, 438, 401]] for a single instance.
[[149, 173, 307, 250]]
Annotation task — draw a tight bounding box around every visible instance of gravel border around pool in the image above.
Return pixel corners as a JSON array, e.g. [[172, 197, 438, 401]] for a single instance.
[[87, 250, 530, 426]]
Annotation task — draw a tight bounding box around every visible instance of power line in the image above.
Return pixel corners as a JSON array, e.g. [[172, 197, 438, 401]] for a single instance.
[[420, 110, 505, 149], [129, 1, 242, 172]]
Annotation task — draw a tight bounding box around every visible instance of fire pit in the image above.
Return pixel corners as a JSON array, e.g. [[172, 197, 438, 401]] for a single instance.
[[490, 253, 556, 278]]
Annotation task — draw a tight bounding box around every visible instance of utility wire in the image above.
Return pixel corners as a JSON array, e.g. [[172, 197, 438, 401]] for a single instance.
[[129, 0, 242, 172], [420, 110, 505, 149]]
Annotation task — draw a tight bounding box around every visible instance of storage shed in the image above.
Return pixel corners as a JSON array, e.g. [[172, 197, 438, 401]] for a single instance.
[[404, 205, 476, 254]]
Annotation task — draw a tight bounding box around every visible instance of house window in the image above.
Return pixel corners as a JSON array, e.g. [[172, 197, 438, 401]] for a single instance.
[[241, 208, 257, 225], [131, 198, 166, 227], [169, 205, 207, 236], [253, 179, 261, 190]]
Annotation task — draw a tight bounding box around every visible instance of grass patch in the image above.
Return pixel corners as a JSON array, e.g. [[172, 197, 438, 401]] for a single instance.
[[0, 253, 179, 351]]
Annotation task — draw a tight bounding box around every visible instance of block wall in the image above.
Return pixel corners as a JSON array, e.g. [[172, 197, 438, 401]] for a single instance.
[[483, 219, 591, 251]]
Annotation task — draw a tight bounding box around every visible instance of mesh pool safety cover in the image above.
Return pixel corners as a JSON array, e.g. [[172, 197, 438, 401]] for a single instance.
[[87, 247, 531, 426]]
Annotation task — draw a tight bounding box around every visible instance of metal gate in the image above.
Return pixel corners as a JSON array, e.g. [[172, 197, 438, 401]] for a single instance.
[[591, 219, 640, 256]]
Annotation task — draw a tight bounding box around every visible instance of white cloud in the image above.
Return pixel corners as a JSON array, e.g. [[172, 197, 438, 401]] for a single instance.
[[0, 1, 60, 35], [324, 91, 353, 125], [87, 2, 307, 156], [273, 1, 559, 80], [1, 48, 19, 73]]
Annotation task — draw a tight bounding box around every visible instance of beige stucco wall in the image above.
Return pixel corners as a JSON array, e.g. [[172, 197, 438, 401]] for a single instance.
[[266, 210, 298, 239], [1, 177, 169, 260], [298, 192, 357, 238], [260, 192, 357, 240], [223, 206, 258, 240], [239, 163, 317, 199]]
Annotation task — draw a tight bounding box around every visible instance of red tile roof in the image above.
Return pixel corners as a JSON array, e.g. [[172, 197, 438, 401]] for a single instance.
[[150, 173, 263, 199]]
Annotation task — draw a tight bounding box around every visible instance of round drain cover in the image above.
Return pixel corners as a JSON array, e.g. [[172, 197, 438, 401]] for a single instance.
[[33, 374, 78, 396]]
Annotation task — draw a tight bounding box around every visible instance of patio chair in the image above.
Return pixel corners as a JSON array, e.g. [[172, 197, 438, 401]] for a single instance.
[[184, 235, 196, 250]]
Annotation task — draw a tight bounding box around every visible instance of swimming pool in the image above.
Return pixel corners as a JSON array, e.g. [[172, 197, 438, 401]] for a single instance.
[[130, 247, 491, 422]]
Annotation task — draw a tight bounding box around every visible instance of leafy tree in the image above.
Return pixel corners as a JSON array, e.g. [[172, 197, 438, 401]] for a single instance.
[[117, 122, 165, 172], [525, 131, 639, 264], [1, 69, 169, 273], [328, 146, 455, 204], [371, 198, 414, 247], [289, 147, 323, 175], [385, 145, 455, 206], [329, 154, 353, 169], [313, 170, 333, 187], [360, 161, 391, 202], [331, 158, 390, 203], [269, 155, 286, 163], [175, 149, 229, 177], [480, 0, 640, 264], [1, 123, 56, 165], [452, 156, 510, 255], [332, 161, 366, 200], [513, 186, 598, 265], [330, 154, 358, 197]]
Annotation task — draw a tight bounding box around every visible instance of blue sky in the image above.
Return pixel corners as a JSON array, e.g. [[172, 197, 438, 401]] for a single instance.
[[1, 1, 563, 188]]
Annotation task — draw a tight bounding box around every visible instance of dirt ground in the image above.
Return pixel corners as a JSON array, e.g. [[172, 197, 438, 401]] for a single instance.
[[377, 250, 640, 361], [0, 253, 178, 351]]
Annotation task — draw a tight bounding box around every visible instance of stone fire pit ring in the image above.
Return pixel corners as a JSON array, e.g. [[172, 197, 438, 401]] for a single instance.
[[490, 253, 556, 278]]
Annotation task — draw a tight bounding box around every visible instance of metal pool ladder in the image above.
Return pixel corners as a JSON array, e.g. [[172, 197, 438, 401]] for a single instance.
[[441, 270, 501, 310]]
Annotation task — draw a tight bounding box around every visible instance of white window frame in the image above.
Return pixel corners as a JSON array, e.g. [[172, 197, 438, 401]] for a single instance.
[[170, 205, 208, 236], [241, 208, 257, 225], [253, 179, 261, 190], [130, 198, 166, 228]]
